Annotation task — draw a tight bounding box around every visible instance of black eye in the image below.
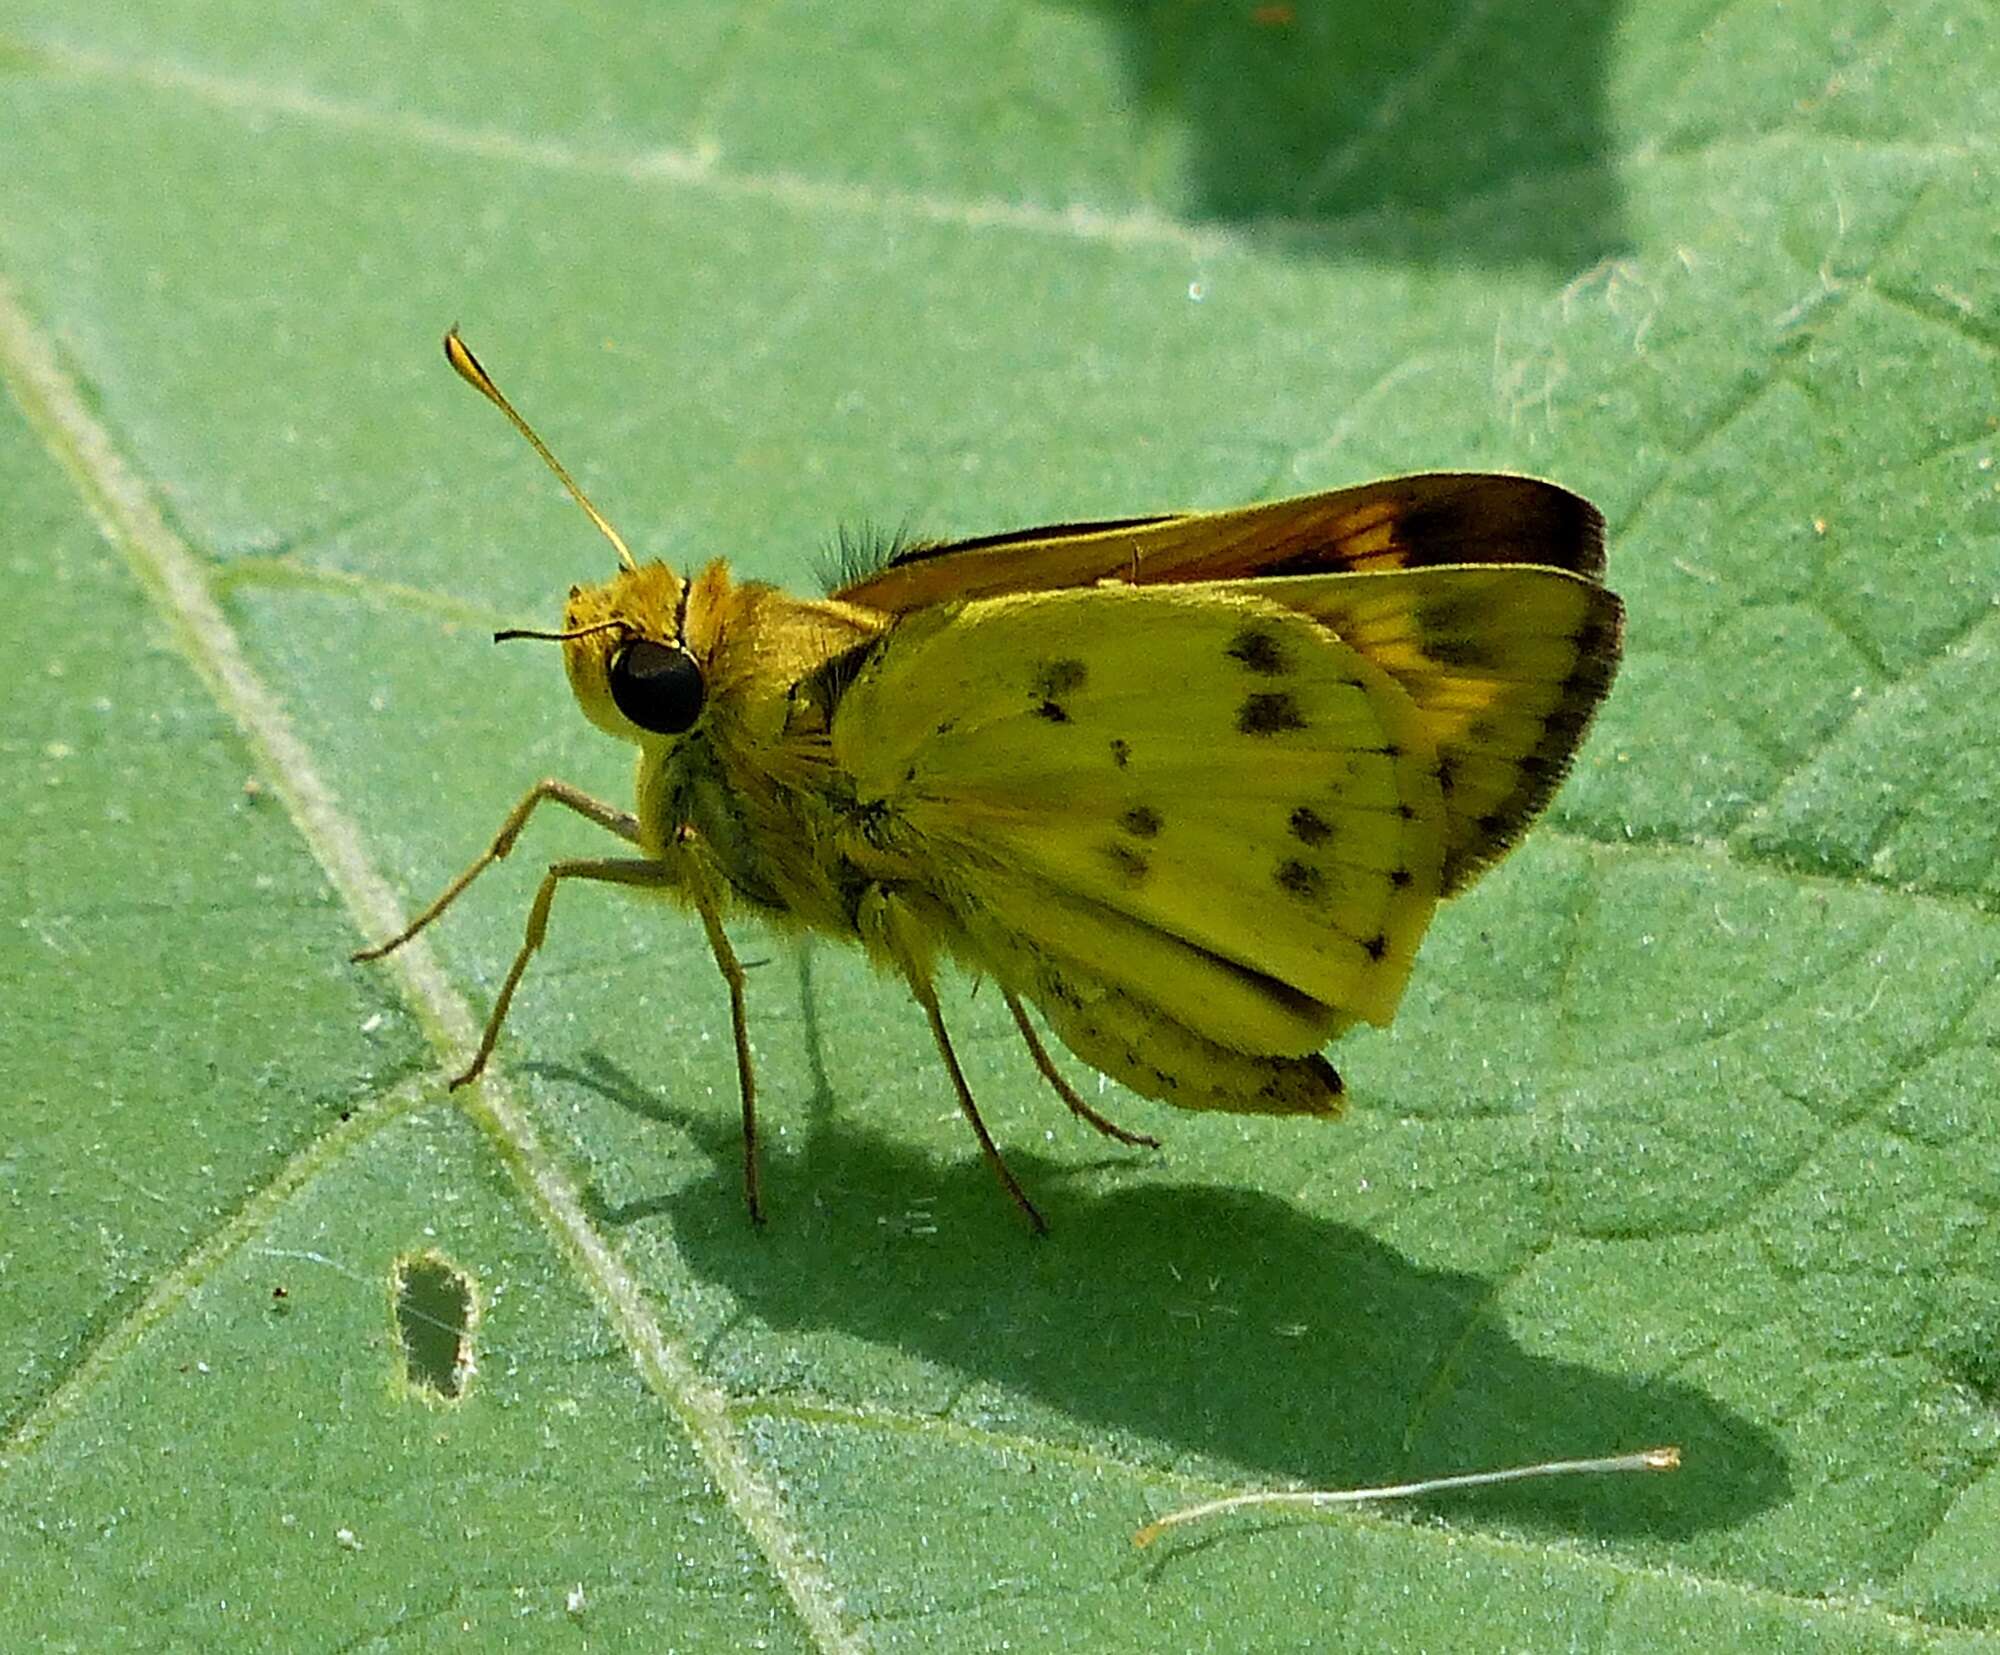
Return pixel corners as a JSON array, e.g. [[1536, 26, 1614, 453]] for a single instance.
[[608, 639, 706, 734]]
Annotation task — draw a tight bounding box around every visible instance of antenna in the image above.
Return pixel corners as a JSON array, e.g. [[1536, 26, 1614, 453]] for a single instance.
[[443, 327, 638, 573], [492, 618, 630, 646]]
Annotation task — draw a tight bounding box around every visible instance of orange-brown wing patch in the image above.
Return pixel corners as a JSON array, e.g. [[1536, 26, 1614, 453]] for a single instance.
[[832, 474, 1603, 614]]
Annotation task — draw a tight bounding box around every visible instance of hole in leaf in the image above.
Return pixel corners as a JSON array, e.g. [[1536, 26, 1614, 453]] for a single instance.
[[392, 1251, 477, 1401]]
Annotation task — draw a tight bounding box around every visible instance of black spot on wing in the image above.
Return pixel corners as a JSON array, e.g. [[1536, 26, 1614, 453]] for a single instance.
[[1420, 632, 1496, 670], [1238, 692, 1307, 735], [1274, 859, 1326, 902], [1101, 843, 1150, 886], [1035, 658, 1089, 697], [1119, 805, 1164, 838], [1288, 806, 1333, 847], [1415, 593, 1489, 637], [1110, 738, 1132, 769], [1226, 627, 1287, 676], [1362, 932, 1389, 962], [1031, 658, 1087, 724]]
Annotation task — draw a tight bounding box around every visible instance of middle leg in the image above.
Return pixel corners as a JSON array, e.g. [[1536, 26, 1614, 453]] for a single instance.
[[859, 885, 1048, 1232], [1003, 992, 1160, 1149]]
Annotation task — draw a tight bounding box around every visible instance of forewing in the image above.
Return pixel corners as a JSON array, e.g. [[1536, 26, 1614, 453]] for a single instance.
[[832, 585, 1448, 1054], [832, 473, 1602, 613]]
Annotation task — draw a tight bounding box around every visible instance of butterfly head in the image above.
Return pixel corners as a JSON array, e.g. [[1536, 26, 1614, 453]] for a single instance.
[[502, 561, 708, 746]]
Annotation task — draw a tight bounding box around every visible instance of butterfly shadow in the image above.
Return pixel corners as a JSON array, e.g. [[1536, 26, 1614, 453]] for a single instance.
[[544, 1043, 1786, 1546], [1056, 0, 1628, 274]]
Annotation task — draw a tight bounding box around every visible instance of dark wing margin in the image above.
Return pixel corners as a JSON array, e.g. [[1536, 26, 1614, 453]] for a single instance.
[[1439, 582, 1623, 891], [884, 513, 1176, 566], [823, 514, 1174, 599]]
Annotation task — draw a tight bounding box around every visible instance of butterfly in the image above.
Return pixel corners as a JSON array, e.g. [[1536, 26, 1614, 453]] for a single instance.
[[356, 331, 1623, 1232]]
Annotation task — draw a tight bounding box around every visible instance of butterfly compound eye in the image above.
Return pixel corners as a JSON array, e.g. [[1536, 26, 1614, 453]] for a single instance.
[[608, 639, 707, 734]]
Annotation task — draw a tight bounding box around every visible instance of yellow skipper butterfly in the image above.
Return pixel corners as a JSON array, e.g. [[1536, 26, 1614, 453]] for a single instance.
[[357, 331, 1623, 1231]]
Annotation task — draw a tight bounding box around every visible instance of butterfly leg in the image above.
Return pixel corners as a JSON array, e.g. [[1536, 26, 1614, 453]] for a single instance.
[[912, 981, 1048, 1235], [447, 855, 674, 1091], [353, 779, 639, 962], [668, 830, 764, 1226], [1002, 992, 1160, 1149], [859, 886, 1048, 1233]]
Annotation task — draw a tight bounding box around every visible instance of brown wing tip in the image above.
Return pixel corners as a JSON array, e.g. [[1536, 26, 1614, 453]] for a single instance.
[[1260, 473, 1607, 582], [1391, 474, 1607, 580]]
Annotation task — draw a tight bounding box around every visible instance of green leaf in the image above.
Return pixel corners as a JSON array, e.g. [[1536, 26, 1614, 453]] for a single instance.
[[3, 1, 1996, 1647]]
